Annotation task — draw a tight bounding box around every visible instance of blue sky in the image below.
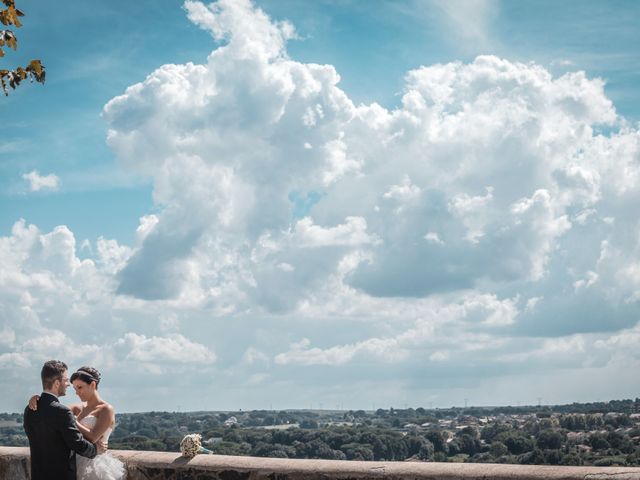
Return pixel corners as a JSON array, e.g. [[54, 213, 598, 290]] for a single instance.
[[1, 0, 639, 412]]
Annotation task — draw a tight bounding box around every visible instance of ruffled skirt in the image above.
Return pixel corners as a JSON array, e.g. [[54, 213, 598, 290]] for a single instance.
[[77, 452, 126, 480]]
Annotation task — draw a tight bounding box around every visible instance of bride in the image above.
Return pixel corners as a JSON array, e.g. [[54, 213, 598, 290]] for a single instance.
[[29, 366, 126, 480]]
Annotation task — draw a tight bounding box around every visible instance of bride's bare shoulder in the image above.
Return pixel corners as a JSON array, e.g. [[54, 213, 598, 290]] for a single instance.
[[96, 402, 115, 416]]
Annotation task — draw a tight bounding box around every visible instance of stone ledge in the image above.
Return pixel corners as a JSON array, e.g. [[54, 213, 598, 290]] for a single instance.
[[2, 446, 640, 480]]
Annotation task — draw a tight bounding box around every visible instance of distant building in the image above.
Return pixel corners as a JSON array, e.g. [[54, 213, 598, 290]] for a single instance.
[[204, 437, 223, 446], [224, 416, 238, 427], [403, 423, 420, 430], [576, 444, 592, 454], [566, 432, 588, 443]]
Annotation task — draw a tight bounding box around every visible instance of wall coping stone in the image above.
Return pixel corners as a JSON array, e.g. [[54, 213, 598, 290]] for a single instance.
[[2, 446, 640, 480]]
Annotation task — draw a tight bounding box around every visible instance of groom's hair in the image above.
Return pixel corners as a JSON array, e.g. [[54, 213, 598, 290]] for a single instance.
[[41, 360, 68, 389]]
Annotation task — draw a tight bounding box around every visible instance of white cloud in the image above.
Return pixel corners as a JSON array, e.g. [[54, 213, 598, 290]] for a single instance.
[[448, 187, 494, 243], [97, 0, 640, 401], [116, 332, 217, 364], [277, 262, 294, 272], [595, 321, 640, 353], [241, 347, 270, 365], [525, 296, 543, 312], [424, 232, 444, 245], [96, 237, 132, 274], [509, 189, 572, 280], [274, 292, 519, 366], [464, 294, 520, 326], [383, 175, 421, 202], [0, 352, 30, 369], [0, 327, 15, 347], [108, 14, 620, 303], [22, 170, 60, 192], [429, 350, 450, 362], [135, 215, 159, 244], [573, 271, 598, 291], [290, 216, 379, 248], [573, 208, 597, 225], [322, 135, 362, 186], [274, 336, 406, 366], [184, 0, 296, 60], [546, 335, 586, 354]]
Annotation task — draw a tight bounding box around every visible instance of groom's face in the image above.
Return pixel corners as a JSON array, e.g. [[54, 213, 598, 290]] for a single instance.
[[55, 370, 70, 397]]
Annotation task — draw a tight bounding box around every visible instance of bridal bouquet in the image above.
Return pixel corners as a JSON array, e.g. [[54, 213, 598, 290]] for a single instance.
[[180, 434, 213, 457]]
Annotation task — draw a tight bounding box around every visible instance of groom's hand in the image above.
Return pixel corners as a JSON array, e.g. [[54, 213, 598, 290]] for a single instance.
[[96, 439, 108, 455]]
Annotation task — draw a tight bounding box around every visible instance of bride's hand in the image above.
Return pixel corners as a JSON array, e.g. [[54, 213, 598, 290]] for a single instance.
[[28, 395, 40, 411], [96, 439, 108, 454]]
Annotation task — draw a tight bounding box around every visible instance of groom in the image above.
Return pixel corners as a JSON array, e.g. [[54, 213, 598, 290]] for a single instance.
[[23, 360, 105, 480]]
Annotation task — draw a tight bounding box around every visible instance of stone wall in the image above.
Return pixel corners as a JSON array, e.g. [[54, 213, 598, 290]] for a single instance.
[[2, 446, 640, 480]]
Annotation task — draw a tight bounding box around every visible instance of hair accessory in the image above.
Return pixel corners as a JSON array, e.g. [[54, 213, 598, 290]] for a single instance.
[[71, 370, 97, 384]]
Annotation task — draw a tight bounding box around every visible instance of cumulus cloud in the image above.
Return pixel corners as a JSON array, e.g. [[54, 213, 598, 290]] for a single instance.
[[424, 232, 444, 245], [274, 292, 519, 367], [2, 0, 640, 410], [595, 321, 640, 354], [95, 0, 640, 394], [22, 170, 60, 192], [115, 332, 216, 364], [184, 0, 296, 60], [274, 336, 406, 366], [290, 216, 379, 248]]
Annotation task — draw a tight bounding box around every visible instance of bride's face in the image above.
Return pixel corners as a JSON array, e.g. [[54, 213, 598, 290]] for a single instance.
[[72, 379, 96, 402]]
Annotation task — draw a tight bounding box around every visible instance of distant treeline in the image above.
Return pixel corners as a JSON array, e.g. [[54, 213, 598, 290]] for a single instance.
[[1, 398, 639, 466]]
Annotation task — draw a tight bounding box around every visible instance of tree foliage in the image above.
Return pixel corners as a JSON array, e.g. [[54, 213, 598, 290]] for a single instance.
[[3, 401, 640, 466], [0, 0, 44, 95]]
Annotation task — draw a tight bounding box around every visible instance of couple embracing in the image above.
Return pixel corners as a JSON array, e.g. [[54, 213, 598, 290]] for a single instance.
[[23, 360, 126, 480]]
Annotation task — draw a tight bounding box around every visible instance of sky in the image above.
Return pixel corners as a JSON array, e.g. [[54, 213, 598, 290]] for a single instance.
[[1, 0, 639, 413]]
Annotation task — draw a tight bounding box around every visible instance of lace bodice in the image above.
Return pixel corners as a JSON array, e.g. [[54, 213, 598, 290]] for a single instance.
[[78, 415, 113, 444]]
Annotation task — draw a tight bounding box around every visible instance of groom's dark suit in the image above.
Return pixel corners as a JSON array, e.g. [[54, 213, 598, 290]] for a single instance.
[[23, 392, 97, 480]]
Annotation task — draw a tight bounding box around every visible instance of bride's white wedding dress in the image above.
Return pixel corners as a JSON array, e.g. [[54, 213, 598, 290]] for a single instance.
[[76, 415, 126, 480]]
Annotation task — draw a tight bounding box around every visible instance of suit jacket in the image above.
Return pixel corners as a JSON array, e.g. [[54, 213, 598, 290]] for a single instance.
[[23, 392, 97, 480]]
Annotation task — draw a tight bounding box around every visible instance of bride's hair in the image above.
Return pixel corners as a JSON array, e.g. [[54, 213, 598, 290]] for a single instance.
[[70, 366, 101, 389]]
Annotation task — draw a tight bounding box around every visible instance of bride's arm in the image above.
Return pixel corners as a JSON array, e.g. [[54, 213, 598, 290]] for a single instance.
[[28, 397, 84, 415], [27, 395, 39, 411], [76, 419, 92, 438], [79, 404, 115, 444]]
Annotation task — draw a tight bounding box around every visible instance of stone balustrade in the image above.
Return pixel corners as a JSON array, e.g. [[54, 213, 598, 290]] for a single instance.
[[2, 446, 640, 480]]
